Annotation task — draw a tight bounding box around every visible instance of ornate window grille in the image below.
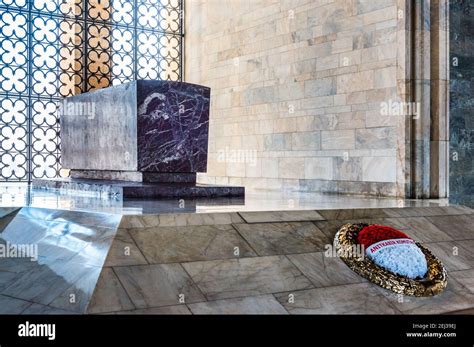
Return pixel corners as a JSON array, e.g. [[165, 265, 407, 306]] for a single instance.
[[0, 0, 184, 182]]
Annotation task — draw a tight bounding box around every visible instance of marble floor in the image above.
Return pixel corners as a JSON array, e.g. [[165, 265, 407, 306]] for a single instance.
[[0, 207, 121, 314], [0, 183, 449, 215], [86, 206, 474, 314], [0, 190, 473, 314]]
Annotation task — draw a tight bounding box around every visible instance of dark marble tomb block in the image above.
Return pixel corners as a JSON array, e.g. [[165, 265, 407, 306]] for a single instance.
[[61, 80, 210, 173]]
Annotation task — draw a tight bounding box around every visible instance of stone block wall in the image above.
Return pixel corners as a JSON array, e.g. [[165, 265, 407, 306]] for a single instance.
[[185, 0, 409, 196]]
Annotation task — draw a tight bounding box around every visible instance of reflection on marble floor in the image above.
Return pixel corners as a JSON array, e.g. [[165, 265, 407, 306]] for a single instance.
[[0, 183, 449, 215], [0, 190, 473, 315], [90, 205, 473, 315], [0, 205, 473, 314], [0, 207, 121, 314]]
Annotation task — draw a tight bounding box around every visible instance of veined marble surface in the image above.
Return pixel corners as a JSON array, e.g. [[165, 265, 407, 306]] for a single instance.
[[0, 207, 121, 314], [0, 183, 450, 215], [137, 80, 210, 173], [0, 194, 473, 314], [60, 80, 210, 174]]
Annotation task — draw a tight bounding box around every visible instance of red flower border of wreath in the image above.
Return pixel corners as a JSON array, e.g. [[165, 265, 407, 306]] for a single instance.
[[356, 224, 410, 249]]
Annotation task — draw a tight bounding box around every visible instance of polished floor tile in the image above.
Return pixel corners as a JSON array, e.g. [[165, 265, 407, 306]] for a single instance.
[[87, 268, 135, 314], [274, 283, 399, 314], [65, 228, 118, 267], [0, 255, 38, 275], [5, 185, 442, 215], [386, 217, 452, 242], [383, 206, 471, 218], [287, 252, 365, 287], [157, 212, 245, 226], [442, 205, 474, 215], [238, 210, 324, 223], [0, 207, 19, 219], [0, 208, 19, 232], [426, 215, 474, 240], [0, 294, 31, 314], [423, 241, 474, 271], [374, 277, 474, 314], [449, 269, 474, 293], [446, 308, 474, 314], [1, 201, 473, 315], [104, 229, 148, 267], [2, 261, 100, 307], [18, 207, 121, 229], [0, 270, 21, 292], [1, 216, 53, 245], [118, 215, 161, 229], [0, 207, 121, 313], [129, 224, 256, 263], [188, 295, 288, 314], [119, 212, 244, 228], [2, 216, 117, 265], [382, 208, 428, 218], [313, 219, 405, 240], [114, 264, 205, 308], [112, 305, 192, 315], [47, 209, 122, 229], [313, 220, 348, 240], [233, 222, 329, 256], [458, 239, 474, 260], [182, 256, 313, 301], [22, 303, 76, 315], [316, 208, 389, 220], [0, 215, 15, 233], [48, 265, 103, 313]]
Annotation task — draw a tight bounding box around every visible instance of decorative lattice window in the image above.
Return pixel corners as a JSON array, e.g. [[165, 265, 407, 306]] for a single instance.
[[0, 0, 184, 181]]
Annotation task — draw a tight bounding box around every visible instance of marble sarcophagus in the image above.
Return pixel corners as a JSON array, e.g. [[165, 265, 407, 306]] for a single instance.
[[33, 80, 244, 199], [62, 80, 209, 176]]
